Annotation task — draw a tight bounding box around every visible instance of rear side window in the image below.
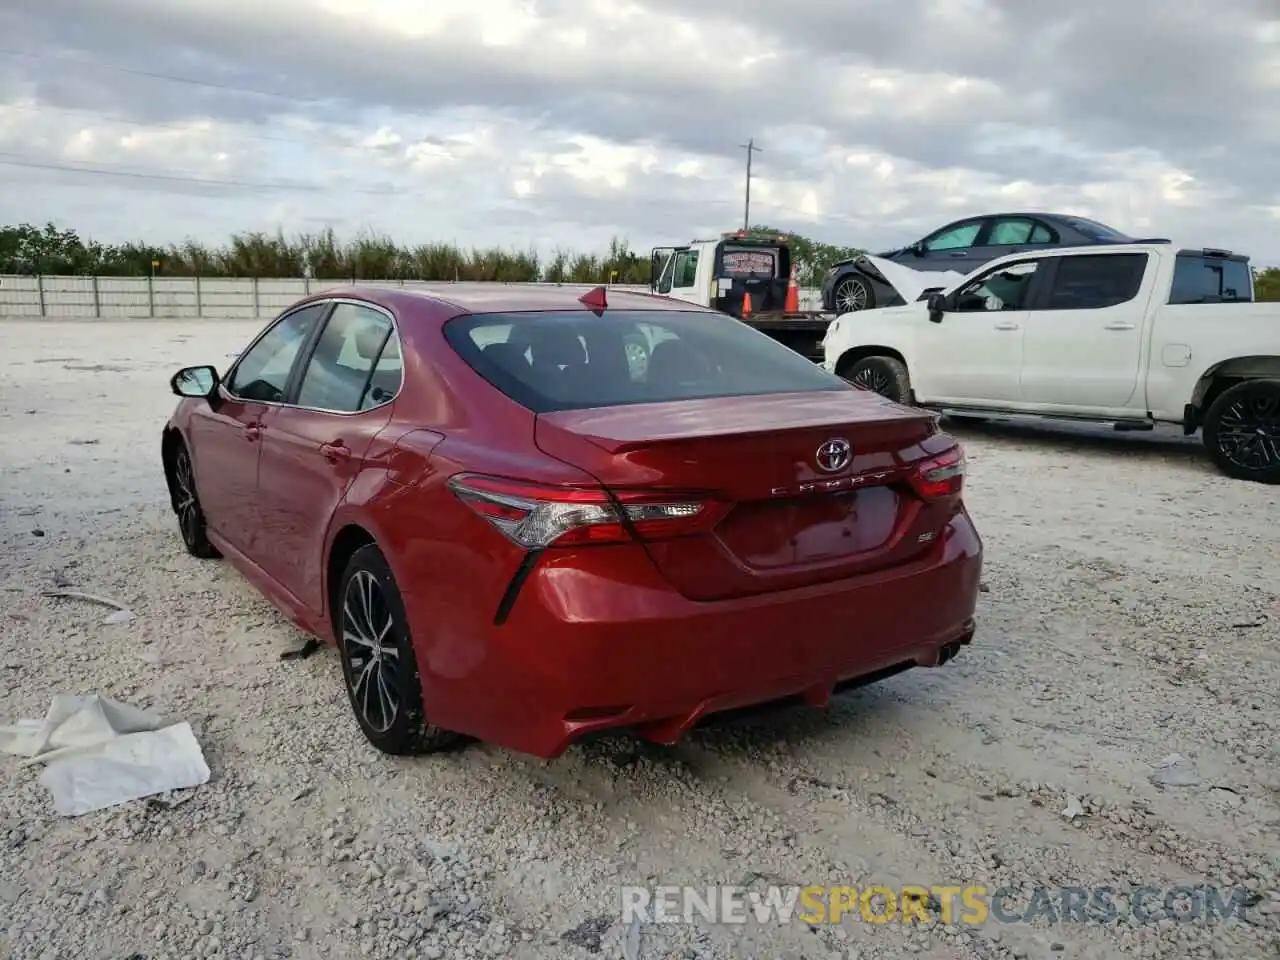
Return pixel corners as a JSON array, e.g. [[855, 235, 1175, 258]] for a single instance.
[[444, 310, 846, 413], [1169, 255, 1253, 303], [1044, 253, 1147, 310], [296, 303, 395, 412]]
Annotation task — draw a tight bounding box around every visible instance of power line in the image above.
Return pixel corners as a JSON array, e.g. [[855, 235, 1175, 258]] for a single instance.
[[0, 47, 332, 105], [0, 154, 397, 194]]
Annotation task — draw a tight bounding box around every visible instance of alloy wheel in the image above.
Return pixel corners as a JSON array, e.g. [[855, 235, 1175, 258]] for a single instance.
[[851, 365, 892, 396], [1214, 391, 1280, 471], [174, 449, 200, 545], [836, 278, 868, 312], [342, 570, 402, 734]]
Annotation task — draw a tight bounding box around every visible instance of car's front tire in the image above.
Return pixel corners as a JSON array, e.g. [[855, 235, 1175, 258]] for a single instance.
[[171, 441, 220, 559], [841, 355, 912, 404], [335, 544, 462, 755], [833, 274, 875, 313], [1202, 379, 1280, 484]]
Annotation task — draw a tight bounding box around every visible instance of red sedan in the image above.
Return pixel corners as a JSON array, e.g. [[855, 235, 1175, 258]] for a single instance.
[[163, 285, 982, 758]]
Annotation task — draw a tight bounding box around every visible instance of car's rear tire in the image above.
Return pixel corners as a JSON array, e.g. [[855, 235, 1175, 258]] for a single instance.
[[842, 355, 912, 404], [833, 275, 875, 313], [335, 544, 462, 755], [171, 442, 220, 559], [1202, 379, 1280, 484]]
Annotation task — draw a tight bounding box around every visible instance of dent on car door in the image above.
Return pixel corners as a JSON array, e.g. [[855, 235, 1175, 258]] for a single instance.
[[186, 304, 326, 552], [255, 301, 402, 613]]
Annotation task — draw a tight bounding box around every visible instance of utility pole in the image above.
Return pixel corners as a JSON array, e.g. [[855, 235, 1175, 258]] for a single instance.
[[739, 138, 762, 231]]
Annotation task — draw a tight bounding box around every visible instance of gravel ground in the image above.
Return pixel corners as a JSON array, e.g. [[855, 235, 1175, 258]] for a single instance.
[[0, 319, 1277, 960]]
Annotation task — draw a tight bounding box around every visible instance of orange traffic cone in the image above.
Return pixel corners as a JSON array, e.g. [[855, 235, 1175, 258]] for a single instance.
[[741, 291, 753, 318], [784, 263, 799, 313]]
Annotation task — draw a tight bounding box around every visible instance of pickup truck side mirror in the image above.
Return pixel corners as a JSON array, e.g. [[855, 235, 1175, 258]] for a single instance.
[[926, 292, 947, 323]]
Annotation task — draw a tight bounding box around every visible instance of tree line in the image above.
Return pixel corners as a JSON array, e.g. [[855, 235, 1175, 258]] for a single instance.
[[1, 221, 1276, 299], [0, 222, 862, 287]]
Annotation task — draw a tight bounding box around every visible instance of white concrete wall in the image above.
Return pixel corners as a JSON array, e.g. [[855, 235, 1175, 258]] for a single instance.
[[0, 275, 823, 318]]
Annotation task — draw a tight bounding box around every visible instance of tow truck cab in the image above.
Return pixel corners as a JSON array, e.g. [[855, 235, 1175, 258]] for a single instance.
[[649, 233, 793, 319]]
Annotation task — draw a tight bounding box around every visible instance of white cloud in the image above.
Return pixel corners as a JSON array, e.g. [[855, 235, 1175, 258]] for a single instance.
[[0, 0, 1276, 265]]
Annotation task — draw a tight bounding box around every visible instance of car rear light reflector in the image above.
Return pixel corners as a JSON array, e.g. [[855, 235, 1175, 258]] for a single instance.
[[447, 474, 725, 549], [908, 444, 965, 500]]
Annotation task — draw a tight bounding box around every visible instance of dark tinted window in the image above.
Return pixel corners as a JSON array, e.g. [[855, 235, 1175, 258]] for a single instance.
[[227, 304, 326, 402], [1062, 217, 1132, 242], [1044, 253, 1147, 310], [1169, 255, 1253, 303], [445, 310, 846, 413], [296, 303, 395, 412]]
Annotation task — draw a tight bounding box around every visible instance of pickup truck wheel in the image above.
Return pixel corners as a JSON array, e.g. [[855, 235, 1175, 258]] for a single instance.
[[842, 355, 911, 404], [834, 275, 874, 313], [1202, 379, 1280, 484]]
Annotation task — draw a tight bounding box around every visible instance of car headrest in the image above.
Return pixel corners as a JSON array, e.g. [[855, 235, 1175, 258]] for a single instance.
[[354, 322, 389, 361], [482, 341, 529, 373], [528, 325, 586, 367]]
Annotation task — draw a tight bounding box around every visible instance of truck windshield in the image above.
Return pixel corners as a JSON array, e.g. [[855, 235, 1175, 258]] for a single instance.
[[444, 309, 845, 412], [1169, 255, 1253, 303]]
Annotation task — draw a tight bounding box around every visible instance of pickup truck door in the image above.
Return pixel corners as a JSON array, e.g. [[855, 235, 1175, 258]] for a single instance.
[[1017, 252, 1153, 411], [913, 259, 1043, 404]]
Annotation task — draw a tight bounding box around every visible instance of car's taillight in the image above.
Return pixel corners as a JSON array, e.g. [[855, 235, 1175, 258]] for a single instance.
[[908, 445, 965, 500], [447, 474, 725, 549]]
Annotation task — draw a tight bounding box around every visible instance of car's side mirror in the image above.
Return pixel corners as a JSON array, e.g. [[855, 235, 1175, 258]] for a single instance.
[[171, 365, 219, 398], [926, 293, 947, 323], [911, 240, 926, 256]]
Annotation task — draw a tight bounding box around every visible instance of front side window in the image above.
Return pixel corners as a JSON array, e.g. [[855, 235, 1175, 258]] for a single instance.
[[445, 309, 845, 413], [296, 302, 395, 412], [672, 250, 699, 288], [1044, 253, 1148, 310], [924, 221, 982, 252], [952, 261, 1041, 312], [227, 304, 326, 402]]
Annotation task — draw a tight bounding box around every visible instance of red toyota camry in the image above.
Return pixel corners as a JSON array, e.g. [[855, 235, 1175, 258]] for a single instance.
[[162, 285, 982, 758]]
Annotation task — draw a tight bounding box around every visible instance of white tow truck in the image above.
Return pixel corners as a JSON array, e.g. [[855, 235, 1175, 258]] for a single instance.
[[650, 232, 834, 360], [822, 241, 1280, 483]]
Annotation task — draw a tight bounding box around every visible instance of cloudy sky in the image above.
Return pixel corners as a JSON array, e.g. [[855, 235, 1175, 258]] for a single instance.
[[1, 0, 1278, 264]]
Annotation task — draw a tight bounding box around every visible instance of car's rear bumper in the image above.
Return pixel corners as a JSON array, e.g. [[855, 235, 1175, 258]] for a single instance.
[[405, 511, 982, 758]]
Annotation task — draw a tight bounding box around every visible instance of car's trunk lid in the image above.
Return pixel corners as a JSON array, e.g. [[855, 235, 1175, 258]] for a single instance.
[[534, 390, 959, 601]]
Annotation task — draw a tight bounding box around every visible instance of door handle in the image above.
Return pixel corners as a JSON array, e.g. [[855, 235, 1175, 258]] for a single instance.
[[243, 422, 262, 442], [949, 251, 967, 257], [993, 321, 1020, 330], [1103, 322, 1136, 331], [320, 440, 352, 463]]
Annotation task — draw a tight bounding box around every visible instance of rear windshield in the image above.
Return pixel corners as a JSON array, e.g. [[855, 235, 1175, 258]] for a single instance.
[[1063, 217, 1133, 242], [720, 247, 777, 278], [1169, 255, 1253, 303], [443, 309, 846, 413]]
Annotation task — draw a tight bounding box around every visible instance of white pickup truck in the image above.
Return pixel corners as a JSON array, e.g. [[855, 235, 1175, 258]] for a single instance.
[[821, 242, 1280, 483]]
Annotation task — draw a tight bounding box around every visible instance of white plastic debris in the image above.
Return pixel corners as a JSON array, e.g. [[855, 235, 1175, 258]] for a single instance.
[[1060, 795, 1085, 820], [1149, 752, 1201, 787], [41, 590, 136, 625], [0, 695, 210, 816]]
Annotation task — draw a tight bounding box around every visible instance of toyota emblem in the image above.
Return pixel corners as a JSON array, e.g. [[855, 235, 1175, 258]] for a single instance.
[[815, 437, 852, 473]]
